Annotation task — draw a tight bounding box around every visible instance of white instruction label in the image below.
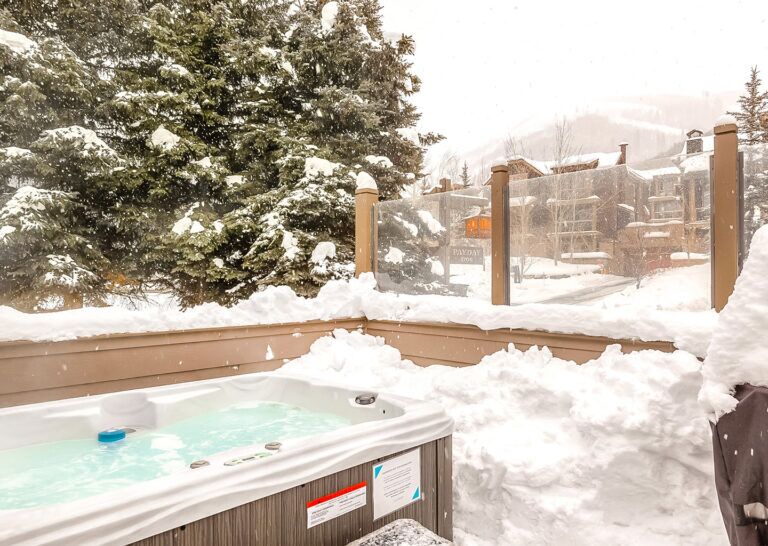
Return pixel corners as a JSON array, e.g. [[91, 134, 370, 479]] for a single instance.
[[372, 448, 422, 520], [306, 481, 367, 528]]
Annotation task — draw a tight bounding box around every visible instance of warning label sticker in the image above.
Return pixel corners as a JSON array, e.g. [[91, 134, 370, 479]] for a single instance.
[[372, 449, 421, 520], [306, 481, 367, 529]]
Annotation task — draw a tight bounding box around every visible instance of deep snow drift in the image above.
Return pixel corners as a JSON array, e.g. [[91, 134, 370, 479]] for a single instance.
[[280, 330, 725, 545], [700, 225, 768, 418]]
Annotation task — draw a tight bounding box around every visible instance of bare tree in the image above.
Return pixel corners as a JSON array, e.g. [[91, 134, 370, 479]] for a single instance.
[[402, 176, 432, 199], [504, 132, 532, 159], [549, 118, 579, 265], [509, 179, 534, 281], [437, 150, 461, 183], [620, 225, 650, 289], [473, 157, 488, 187]]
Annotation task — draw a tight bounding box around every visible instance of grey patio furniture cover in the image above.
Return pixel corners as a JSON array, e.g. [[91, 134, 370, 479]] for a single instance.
[[712, 384, 768, 545]]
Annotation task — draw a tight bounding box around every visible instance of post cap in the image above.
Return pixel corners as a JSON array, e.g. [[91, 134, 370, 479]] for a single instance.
[[491, 164, 509, 173], [714, 114, 738, 134], [355, 187, 379, 195], [714, 124, 738, 135]]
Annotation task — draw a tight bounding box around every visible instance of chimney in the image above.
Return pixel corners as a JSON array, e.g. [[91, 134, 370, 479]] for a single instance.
[[685, 129, 704, 154], [440, 177, 451, 193], [618, 142, 628, 165]]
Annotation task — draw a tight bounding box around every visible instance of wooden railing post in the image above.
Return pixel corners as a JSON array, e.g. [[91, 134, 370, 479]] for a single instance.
[[712, 120, 740, 311], [355, 183, 379, 277], [490, 164, 510, 305]]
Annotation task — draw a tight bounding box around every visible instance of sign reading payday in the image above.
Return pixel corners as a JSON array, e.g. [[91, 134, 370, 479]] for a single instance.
[[450, 246, 484, 265], [372, 449, 422, 520], [306, 481, 367, 529]]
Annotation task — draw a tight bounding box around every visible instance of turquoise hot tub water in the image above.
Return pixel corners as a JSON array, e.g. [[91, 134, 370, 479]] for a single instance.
[[0, 401, 351, 510]]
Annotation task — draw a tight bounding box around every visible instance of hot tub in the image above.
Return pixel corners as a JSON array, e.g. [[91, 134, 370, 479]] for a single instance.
[[0, 373, 453, 546]]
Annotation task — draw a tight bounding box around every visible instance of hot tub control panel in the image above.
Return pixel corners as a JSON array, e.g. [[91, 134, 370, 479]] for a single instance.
[[223, 451, 273, 467]]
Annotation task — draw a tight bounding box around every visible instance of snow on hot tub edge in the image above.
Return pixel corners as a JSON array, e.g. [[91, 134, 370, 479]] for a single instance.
[[0, 273, 715, 356]]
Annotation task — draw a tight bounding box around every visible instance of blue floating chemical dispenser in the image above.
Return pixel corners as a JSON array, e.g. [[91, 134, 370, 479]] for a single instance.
[[98, 428, 126, 443]]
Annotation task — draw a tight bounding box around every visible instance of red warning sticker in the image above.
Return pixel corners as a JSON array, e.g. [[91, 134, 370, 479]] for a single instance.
[[306, 481, 367, 528]]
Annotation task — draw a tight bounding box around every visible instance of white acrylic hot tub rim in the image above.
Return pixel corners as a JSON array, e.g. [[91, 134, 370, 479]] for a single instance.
[[0, 372, 453, 546]]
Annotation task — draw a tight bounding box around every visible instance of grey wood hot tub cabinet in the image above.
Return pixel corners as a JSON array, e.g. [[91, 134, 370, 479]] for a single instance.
[[130, 436, 453, 546]]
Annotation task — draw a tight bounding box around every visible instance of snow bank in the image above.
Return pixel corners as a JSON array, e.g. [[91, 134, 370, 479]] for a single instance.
[[700, 225, 768, 417], [0, 279, 368, 342], [361, 280, 716, 356], [0, 273, 716, 353], [596, 263, 712, 312], [280, 330, 724, 545], [0, 29, 37, 55]]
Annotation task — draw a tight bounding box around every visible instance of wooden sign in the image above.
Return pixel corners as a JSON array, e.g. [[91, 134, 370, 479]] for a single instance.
[[449, 246, 484, 265]]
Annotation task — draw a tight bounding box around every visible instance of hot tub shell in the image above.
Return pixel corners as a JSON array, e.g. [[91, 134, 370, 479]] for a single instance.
[[0, 373, 453, 546]]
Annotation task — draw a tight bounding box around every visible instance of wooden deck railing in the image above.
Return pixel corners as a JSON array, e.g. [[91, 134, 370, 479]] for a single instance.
[[0, 317, 674, 408]]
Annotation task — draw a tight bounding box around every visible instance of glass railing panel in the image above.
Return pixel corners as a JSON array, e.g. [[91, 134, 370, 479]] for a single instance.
[[740, 142, 768, 258], [507, 153, 711, 310], [375, 185, 492, 300]]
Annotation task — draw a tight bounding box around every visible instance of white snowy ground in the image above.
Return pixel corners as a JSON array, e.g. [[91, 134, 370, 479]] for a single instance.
[[450, 258, 711, 311], [279, 329, 726, 545], [450, 258, 619, 305], [592, 263, 711, 312]]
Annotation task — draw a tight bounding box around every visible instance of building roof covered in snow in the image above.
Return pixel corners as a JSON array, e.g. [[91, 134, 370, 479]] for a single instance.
[[483, 143, 628, 185]]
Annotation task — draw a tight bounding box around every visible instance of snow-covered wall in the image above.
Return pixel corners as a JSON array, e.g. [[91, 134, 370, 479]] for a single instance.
[[700, 225, 768, 418]]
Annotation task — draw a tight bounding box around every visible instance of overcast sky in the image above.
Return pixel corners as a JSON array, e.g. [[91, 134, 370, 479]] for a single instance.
[[380, 0, 768, 156]]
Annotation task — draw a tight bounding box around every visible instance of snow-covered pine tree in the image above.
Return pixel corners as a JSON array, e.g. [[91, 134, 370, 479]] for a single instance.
[[191, 0, 441, 303], [94, 2, 260, 303], [0, 186, 108, 310], [0, 13, 115, 309], [1, 1, 440, 308], [728, 67, 768, 253], [376, 199, 448, 294], [460, 161, 471, 186], [728, 66, 768, 145]]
